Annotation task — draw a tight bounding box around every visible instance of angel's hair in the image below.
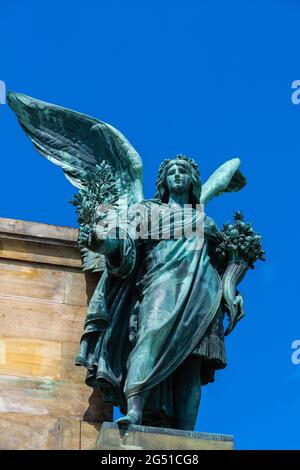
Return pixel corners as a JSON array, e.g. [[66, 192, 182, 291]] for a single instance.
[[155, 154, 202, 205]]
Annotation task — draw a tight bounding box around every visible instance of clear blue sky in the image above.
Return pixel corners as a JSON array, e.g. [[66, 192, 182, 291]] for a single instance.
[[1, 0, 300, 450]]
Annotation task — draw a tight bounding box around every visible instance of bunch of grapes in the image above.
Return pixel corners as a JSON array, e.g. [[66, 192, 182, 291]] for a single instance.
[[215, 211, 265, 269]]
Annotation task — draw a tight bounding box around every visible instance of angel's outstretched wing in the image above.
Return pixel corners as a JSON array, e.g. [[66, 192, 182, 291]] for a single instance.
[[201, 158, 246, 204], [7, 92, 143, 203], [8, 91, 144, 272]]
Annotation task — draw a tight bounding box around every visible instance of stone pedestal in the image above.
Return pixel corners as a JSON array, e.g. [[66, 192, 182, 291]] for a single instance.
[[0, 218, 112, 449], [95, 422, 234, 450]]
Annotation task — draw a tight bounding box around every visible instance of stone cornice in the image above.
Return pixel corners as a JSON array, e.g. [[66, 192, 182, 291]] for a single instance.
[[0, 217, 105, 270], [0, 218, 79, 247]]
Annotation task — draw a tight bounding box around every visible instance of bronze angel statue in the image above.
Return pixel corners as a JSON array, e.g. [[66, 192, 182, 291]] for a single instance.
[[8, 92, 264, 431]]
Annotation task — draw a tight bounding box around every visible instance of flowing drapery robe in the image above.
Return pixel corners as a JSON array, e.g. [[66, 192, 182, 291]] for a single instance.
[[75, 201, 227, 424]]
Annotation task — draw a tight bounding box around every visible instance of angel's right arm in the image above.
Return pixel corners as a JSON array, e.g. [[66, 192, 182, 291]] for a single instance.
[[79, 225, 120, 257]]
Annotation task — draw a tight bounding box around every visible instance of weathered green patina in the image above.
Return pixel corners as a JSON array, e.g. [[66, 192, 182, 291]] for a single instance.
[[8, 92, 264, 430]]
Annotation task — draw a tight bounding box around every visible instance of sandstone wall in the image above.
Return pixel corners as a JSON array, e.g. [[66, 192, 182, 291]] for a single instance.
[[0, 218, 112, 449]]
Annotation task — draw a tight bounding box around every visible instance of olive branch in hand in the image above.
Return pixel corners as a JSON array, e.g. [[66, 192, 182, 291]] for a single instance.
[[70, 161, 120, 246]]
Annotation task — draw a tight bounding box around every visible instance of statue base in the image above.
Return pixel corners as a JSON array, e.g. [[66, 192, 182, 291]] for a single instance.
[[94, 422, 234, 450]]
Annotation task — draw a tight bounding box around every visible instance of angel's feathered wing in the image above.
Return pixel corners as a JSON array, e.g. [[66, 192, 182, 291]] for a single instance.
[[201, 158, 247, 204], [7, 91, 144, 271]]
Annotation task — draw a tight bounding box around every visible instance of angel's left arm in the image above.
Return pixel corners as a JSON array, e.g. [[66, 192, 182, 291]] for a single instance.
[[204, 215, 224, 244]]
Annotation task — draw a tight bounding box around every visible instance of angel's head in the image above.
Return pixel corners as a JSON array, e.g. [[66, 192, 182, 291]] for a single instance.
[[155, 155, 202, 205]]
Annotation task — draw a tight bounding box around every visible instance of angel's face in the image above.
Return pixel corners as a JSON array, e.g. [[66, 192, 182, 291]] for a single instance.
[[166, 161, 192, 195]]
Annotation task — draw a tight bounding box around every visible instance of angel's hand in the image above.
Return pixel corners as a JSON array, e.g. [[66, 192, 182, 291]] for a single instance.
[[233, 293, 245, 321], [78, 225, 94, 248], [79, 221, 119, 257], [79, 223, 108, 248]]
